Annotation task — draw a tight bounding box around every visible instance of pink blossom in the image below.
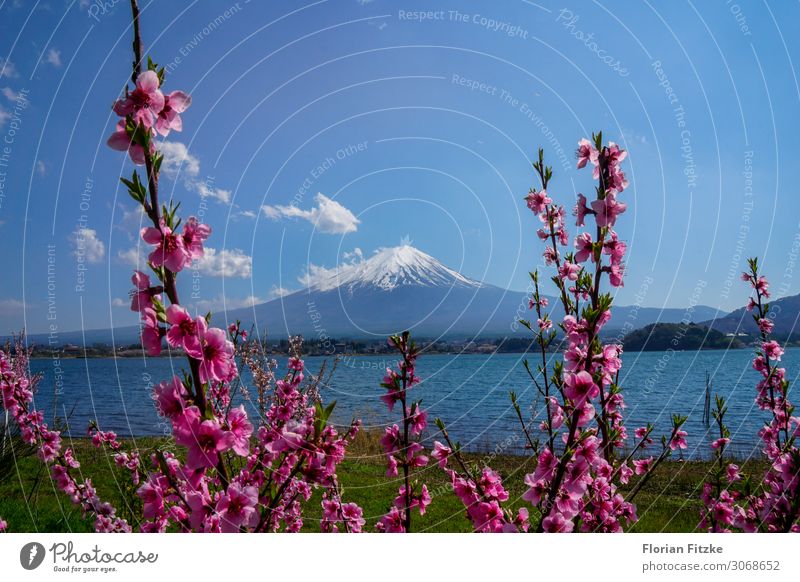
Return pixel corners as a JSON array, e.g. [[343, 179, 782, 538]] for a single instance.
[[758, 318, 774, 334], [381, 425, 400, 456], [632, 457, 653, 475], [431, 441, 451, 469], [563, 371, 599, 406], [542, 511, 574, 533], [140, 308, 162, 356], [409, 409, 427, 435], [574, 232, 594, 263], [558, 261, 581, 281], [590, 192, 627, 228], [634, 426, 653, 448], [619, 463, 633, 484], [113, 70, 165, 130], [543, 246, 559, 265], [141, 222, 191, 273], [669, 429, 688, 451], [576, 138, 598, 169], [138, 479, 165, 520], [181, 217, 210, 261], [762, 340, 784, 361], [0, 518, 6, 532], [165, 305, 203, 358], [573, 193, 591, 226], [607, 263, 625, 287], [197, 319, 236, 384], [175, 411, 232, 470], [216, 483, 258, 533], [130, 270, 159, 313], [227, 405, 253, 456], [341, 503, 366, 532], [710, 438, 730, 450], [525, 189, 552, 214], [755, 276, 770, 297], [376, 506, 405, 533], [155, 90, 191, 136], [726, 464, 741, 483], [153, 376, 186, 418], [107, 120, 154, 165], [603, 231, 626, 265]]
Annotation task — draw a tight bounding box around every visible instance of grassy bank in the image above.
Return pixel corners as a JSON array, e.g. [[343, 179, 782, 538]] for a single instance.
[[0, 434, 767, 533]]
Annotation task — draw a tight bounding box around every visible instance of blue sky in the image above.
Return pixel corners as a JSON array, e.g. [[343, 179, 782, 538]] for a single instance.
[[0, 0, 798, 334]]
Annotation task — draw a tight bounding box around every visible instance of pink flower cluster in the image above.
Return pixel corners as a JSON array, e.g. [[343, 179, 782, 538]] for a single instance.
[[436, 443, 529, 532], [321, 486, 366, 533], [0, 32, 364, 534], [0, 339, 130, 532], [701, 261, 800, 532], [376, 332, 431, 532], [134, 348, 360, 533], [433, 136, 684, 533], [130, 264, 235, 388], [107, 70, 191, 164]]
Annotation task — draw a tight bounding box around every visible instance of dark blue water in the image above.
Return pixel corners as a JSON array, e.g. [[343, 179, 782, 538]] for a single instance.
[[25, 348, 800, 459]]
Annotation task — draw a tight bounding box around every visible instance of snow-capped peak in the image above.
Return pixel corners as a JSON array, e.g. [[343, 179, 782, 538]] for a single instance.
[[306, 245, 483, 292]]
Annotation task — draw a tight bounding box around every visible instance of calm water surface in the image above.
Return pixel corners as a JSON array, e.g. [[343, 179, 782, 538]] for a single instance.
[[27, 348, 800, 459]]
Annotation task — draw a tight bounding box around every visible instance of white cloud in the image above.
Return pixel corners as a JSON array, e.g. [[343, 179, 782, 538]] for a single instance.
[[119, 244, 252, 278], [269, 285, 292, 299], [0, 298, 25, 314], [159, 141, 200, 178], [262, 193, 359, 234], [117, 246, 144, 266], [159, 141, 230, 204], [36, 160, 46, 175], [298, 263, 339, 289], [1, 87, 19, 101], [195, 180, 231, 204], [0, 106, 9, 128], [71, 228, 105, 264], [45, 48, 62, 68], [238, 210, 257, 219], [0, 58, 17, 79], [298, 247, 367, 290], [343, 247, 363, 262], [111, 297, 128, 307], [194, 248, 252, 278]]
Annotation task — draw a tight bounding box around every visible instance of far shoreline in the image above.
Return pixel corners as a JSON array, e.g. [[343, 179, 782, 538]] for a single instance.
[[27, 343, 781, 362]]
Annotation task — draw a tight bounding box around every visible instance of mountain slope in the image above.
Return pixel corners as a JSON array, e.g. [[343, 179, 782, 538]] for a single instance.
[[309, 245, 481, 292], [227, 245, 723, 339], [703, 292, 800, 338], [21, 245, 727, 345]]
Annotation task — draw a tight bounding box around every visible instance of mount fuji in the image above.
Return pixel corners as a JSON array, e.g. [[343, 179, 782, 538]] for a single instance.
[[227, 245, 721, 340]]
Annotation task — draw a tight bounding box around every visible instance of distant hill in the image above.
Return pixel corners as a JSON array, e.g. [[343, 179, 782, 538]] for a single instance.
[[226, 245, 723, 339], [703, 292, 800, 340], [18, 245, 726, 346], [623, 323, 743, 352]]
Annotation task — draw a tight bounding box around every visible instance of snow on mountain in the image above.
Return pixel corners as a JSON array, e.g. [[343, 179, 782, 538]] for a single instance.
[[307, 245, 484, 293]]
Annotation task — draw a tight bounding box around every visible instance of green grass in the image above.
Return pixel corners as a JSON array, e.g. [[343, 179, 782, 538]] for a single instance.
[[0, 435, 768, 533]]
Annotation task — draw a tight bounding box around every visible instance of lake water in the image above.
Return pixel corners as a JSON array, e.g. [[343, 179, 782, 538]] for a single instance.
[[25, 348, 800, 460]]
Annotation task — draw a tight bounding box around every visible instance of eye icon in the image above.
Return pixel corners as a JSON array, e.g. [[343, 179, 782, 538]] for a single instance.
[[19, 542, 46, 570]]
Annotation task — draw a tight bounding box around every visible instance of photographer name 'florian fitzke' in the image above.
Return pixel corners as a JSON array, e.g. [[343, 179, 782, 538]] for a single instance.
[[643, 543, 724, 554]]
